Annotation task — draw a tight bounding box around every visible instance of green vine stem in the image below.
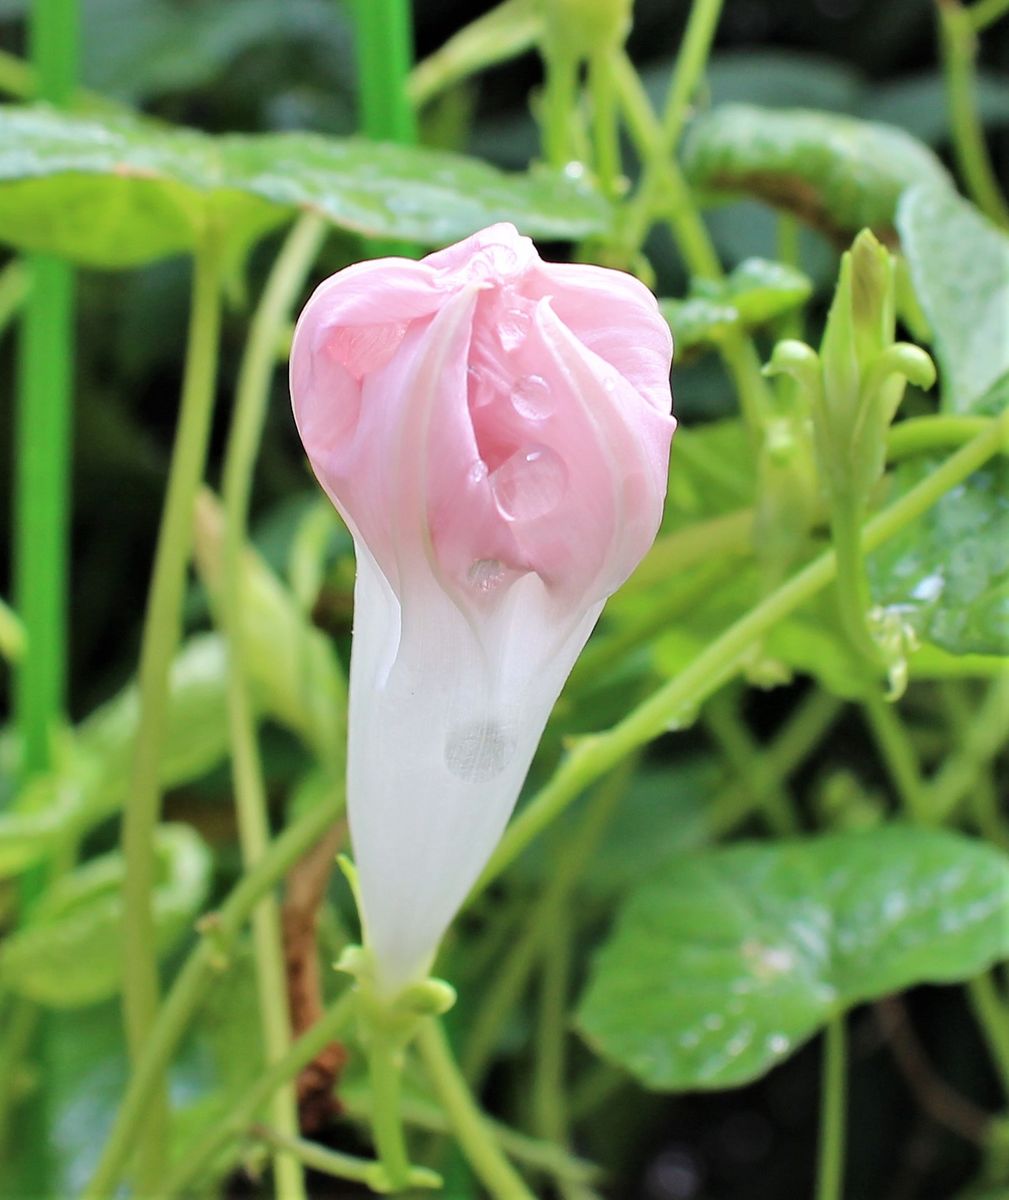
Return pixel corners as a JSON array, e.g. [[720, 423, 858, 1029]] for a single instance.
[[463, 762, 632, 1083], [611, 49, 773, 434], [475, 411, 1009, 894], [119, 234, 224, 1191], [937, 0, 1009, 228], [86, 781, 346, 1199], [417, 1019, 538, 1199], [532, 905, 573, 1143], [15, 0, 77, 788], [969, 0, 1009, 29], [967, 973, 1009, 1101], [219, 213, 327, 1200], [250, 1123, 439, 1192], [816, 1016, 849, 1200], [926, 674, 1009, 822], [588, 48, 621, 197]]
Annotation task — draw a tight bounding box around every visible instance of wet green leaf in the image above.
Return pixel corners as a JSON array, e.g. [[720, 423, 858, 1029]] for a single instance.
[[897, 185, 1009, 413], [660, 257, 811, 352], [577, 826, 1009, 1090], [0, 824, 212, 1007], [869, 458, 1009, 656], [683, 105, 951, 241], [0, 105, 609, 268]]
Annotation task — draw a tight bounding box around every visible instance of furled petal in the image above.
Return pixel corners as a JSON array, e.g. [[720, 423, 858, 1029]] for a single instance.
[[290, 224, 675, 997]]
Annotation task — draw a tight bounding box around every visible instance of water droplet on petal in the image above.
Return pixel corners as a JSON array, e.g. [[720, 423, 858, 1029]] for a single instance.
[[511, 374, 553, 421], [467, 558, 506, 592], [491, 445, 566, 521], [498, 307, 530, 352], [445, 721, 516, 782], [468, 459, 489, 485]]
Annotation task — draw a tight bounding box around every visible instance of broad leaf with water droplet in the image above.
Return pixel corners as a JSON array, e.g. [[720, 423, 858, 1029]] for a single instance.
[[577, 826, 1009, 1090]]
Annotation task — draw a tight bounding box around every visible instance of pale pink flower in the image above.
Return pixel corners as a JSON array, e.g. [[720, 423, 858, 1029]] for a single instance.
[[291, 223, 675, 996]]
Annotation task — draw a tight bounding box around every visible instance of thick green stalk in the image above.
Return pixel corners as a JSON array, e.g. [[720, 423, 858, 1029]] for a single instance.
[[816, 1017, 848, 1200], [353, 0, 417, 256], [938, 0, 1009, 227], [417, 1020, 537, 1200], [477, 413, 1009, 893], [220, 214, 327, 1200], [366, 1028, 413, 1188], [85, 781, 346, 1200], [119, 238, 224, 1189], [15, 0, 77, 781], [588, 49, 621, 197]]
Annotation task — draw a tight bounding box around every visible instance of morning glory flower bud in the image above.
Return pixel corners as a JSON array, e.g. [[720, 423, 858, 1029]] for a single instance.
[[291, 223, 675, 997]]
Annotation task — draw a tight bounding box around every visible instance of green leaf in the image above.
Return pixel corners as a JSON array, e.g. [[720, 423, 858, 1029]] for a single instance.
[[869, 457, 1009, 656], [0, 824, 212, 1007], [0, 104, 609, 268], [660, 257, 811, 353], [577, 826, 1009, 1091], [897, 185, 1009, 413], [682, 105, 951, 241]]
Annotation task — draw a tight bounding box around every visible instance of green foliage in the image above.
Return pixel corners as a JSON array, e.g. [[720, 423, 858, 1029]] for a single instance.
[[898, 184, 1009, 413], [577, 826, 1009, 1090], [0, 105, 610, 268], [870, 458, 1009, 656], [682, 104, 952, 240], [660, 256, 811, 352], [0, 824, 212, 1007]]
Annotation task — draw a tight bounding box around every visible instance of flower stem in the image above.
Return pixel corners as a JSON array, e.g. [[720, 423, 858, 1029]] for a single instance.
[[816, 1016, 848, 1200], [937, 0, 1009, 228], [366, 1025, 414, 1189], [417, 1020, 537, 1200], [86, 780, 346, 1199], [220, 213, 327, 1200], [119, 235, 223, 1191], [477, 411, 1009, 892], [541, 46, 581, 167], [887, 414, 994, 460]]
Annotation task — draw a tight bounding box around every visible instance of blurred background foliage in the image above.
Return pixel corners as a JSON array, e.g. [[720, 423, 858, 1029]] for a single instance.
[[0, 2, 1007, 1199]]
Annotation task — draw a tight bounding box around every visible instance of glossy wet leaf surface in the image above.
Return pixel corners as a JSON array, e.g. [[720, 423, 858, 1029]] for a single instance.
[[577, 826, 1009, 1090], [660, 257, 811, 353], [897, 184, 1009, 413], [869, 458, 1009, 656], [0, 105, 610, 267], [0, 824, 212, 1007], [682, 105, 951, 241]]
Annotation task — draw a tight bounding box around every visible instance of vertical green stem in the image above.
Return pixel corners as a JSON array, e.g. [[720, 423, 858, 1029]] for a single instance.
[[15, 0, 77, 781], [219, 214, 326, 1200], [861, 693, 931, 823], [417, 1020, 537, 1200], [588, 49, 620, 197], [967, 974, 1009, 1101], [366, 1029, 413, 1189], [937, 0, 1009, 228], [816, 1016, 848, 1200], [353, 0, 418, 257], [120, 237, 223, 1190], [541, 46, 581, 168]]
